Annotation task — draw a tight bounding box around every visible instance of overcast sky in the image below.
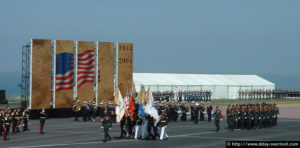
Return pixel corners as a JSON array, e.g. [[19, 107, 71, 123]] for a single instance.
[[1, 0, 300, 95]]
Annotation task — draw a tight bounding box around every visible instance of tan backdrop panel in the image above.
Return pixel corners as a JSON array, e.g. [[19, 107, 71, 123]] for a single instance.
[[118, 43, 133, 98], [98, 42, 114, 103], [55, 40, 74, 108], [77, 41, 95, 105], [31, 39, 52, 109]]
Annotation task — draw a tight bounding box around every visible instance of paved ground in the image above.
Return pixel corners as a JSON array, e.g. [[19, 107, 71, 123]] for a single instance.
[[1, 118, 300, 148]]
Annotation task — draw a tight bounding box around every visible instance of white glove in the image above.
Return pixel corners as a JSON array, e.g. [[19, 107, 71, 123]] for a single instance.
[[235, 119, 238, 121], [252, 118, 254, 120], [245, 117, 247, 119], [109, 128, 111, 130], [220, 119, 222, 121], [101, 126, 103, 128], [259, 117, 261, 119], [238, 117, 240, 119]]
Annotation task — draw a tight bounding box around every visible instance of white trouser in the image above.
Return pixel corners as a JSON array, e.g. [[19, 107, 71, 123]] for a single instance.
[[160, 126, 168, 140], [142, 120, 148, 139], [135, 125, 140, 139]]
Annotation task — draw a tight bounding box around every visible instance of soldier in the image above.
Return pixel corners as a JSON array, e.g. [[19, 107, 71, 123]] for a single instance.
[[180, 102, 187, 121], [160, 111, 168, 140], [274, 104, 279, 126], [16, 108, 22, 132], [99, 102, 105, 122], [246, 105, 252, 130], [91, 103, 97, 122], [240, 105, 246, 130], [213, 106, 222, 132], [3, 113, 11, 140], [22, 108, 30, 132], [81, 101, 89, 121], [194, 103, 200, 124], [258, 104, 264, 129], [88, 101, 93, 121], [207, 103, 213, 122], [0, 110, 3, 136], [200, 102, 205, 121], [40, 109, 46, 134], [101, 114, 112, 142], [190, 102, 195, 121], [253, 104, 259, 129], [229, 108, 237, 131], [226, 105, 231, 126], [11, 109, 17, 134]]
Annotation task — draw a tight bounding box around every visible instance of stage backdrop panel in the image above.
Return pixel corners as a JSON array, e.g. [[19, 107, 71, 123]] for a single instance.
[[118, 43, 133, 98], [98, 42, 114, 103], [77, 41, 95, 105], [55, 40, 74, 108], [31, 39, 52, 109]]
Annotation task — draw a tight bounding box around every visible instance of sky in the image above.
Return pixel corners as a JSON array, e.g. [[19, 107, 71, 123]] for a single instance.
[[0, 0, 300, 95]]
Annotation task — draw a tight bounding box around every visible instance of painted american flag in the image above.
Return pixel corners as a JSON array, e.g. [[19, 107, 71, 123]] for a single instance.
[[55, 53, 74, 91], [77, 50, 96, 88]]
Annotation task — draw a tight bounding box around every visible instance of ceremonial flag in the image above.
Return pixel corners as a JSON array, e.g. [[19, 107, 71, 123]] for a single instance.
[[135, 86, 145, 104], [124, 90, 130, 109], [115, 89, 126, 123], [145, 88, 160, 125], [129, 96, 135, 120], [138, 104, 146, 119], [77, 50, 95, 88], [55, 53, 74, 91]]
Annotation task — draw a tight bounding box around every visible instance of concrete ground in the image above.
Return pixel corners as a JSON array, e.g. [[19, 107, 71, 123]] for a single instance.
[[1, 117, 300, 148]]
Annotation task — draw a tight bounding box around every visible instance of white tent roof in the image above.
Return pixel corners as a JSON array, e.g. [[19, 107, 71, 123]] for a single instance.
[[133, 73, 275, 86]]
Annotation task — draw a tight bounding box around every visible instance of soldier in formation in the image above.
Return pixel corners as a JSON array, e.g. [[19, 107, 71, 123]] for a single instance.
[[226, 103, 279, 131]]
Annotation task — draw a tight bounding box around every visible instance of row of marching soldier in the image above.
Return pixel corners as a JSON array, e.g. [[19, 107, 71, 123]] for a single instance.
[[226, 103, 279, 131]]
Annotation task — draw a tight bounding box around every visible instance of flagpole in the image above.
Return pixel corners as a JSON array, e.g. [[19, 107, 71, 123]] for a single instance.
[[52, 40, 56, 108], [95, 41, 99, 106], [73, 41, 78, 101], [29, 39, 33, 109]]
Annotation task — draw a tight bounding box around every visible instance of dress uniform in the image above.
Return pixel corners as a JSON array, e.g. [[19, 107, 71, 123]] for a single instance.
[[160, 112, 168, 140], [3, 113, 11, 140], [102, 115, 112, 142], [22, 108, 30, 132], [40, 109, 46, 134], [11, 110, 17, 134]]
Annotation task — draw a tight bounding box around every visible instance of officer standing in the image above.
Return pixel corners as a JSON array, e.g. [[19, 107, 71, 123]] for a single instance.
[[102, 114, 112, 142], [40, 109, 46, 134]]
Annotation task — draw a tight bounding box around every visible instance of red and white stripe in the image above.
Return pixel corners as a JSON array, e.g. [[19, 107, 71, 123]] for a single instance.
[[77, 50, 95, 88], [56, 58, 74, 91]]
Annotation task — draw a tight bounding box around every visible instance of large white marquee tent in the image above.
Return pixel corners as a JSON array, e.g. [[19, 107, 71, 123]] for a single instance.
[[133, 73, 275, 99]]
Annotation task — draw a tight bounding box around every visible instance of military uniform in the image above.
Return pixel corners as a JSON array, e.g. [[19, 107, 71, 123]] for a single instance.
[[40, 109, 46, 134], [22, 109, 30, 132], [3, 115, 11, 140], [102, 116, 112, 142], [214, 107, 222, 132], [207, 105, 213, 122]]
